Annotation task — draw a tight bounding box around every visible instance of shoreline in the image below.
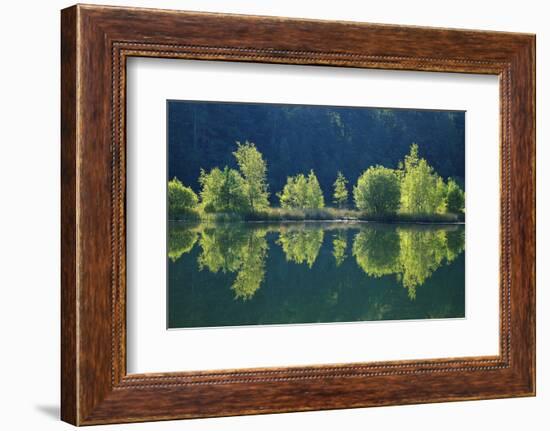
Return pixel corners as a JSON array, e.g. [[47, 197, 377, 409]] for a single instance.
[[168, 218, 465, 226]]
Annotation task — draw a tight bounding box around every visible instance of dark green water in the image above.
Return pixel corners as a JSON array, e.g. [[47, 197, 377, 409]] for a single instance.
[[168, 221, 465, 329]]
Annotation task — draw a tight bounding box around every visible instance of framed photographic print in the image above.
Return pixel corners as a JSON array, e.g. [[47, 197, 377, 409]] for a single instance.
[[164, 101, 466, 330], [61, 4, 536, 425]]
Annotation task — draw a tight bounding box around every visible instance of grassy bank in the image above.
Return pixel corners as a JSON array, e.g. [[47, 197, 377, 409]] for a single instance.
[[170, 207, 464, 224]]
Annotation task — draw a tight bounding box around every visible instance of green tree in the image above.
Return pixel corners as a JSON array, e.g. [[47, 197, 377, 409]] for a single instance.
[[435, 177, 448, 213], [399, 144, 446, 214], [278, 173, 308, 209], [278, 170, 325, 209], [446, 178, 465, 213], [332, 171, 349, 208], [167, 177, 198, 218], [306, 170, 325, 208], [353, 166, 401, 215], [198, 166, 250, 213], [233, 141, 269, 210]]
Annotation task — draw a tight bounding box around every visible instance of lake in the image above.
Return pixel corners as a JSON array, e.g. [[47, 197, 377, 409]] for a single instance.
[[167, 221, 465, 329]]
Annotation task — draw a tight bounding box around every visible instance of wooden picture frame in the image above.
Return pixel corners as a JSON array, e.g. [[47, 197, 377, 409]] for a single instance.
[[61, 4, 535, 425]]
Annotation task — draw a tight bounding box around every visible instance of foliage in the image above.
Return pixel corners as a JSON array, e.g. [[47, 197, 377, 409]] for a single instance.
[[445, 227, 466, 262], [167, 177, 199, 218], [352, 227, 401, 277], [352, 225, 465, 300], [197, 227, 244, 274], [446, 178, 465, 213], [278, 174, 308, 209], [399, 144, 447, 214], [198, 167, 250, 213], [435, 177, 448, 213], [306, 170, 325, 208], [277, 227, 325, 268], [230, 230, 268, 300], [176, 222, 465, 306], [397, 228, 449, 299], [278, 173, 308, 209], [197, 226, 268, 300], [173, 136, 465, 222], [169, 103, 465, 201], [332, 232, 348, 267], [332, 171, 349, 208], [353, 166, 401, 215], [233, 141, 270, 210], [169, 222, 466, 328], [278, 170, 325, 209], [167, 226, 198, 262]]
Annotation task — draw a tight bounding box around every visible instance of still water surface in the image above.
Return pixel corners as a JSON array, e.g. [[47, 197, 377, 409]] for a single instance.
[[168, 221, 465, 329]]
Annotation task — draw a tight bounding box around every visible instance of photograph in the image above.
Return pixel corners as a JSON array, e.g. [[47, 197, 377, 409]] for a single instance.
[[166, 101, 466, 329]]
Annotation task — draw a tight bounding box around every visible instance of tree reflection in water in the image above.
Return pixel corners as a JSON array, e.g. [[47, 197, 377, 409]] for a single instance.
[[276, 226, 324, 268], [332, 231, 348, 267], [352, 224, 465, 299], [167, 227, 198, 262], [352, 227, 400, 278], [168, 222, 464, 301], [196, 225, 269, 300]]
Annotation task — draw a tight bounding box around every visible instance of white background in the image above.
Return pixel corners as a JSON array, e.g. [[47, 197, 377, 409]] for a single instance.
[[127, 59, 499, 373], [0, 0, 547, 430]]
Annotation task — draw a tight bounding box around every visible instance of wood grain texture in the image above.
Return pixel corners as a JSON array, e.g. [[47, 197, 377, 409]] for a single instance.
[[60, 4, 536, 425], [60, 5, 78, 425]]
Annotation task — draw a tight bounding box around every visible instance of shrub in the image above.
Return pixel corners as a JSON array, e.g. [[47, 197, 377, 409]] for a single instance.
[[278, 170, 325, 209], [446, 178, 465, 213], [353, 166, 401, 215], [167, 177, 198, 218], [198, 166, 250, 213]]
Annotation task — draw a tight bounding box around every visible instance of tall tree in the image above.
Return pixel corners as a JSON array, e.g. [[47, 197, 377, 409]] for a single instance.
[[232, 141, 269, 210], [399, 144, 446, 214], [332, 171, 349, 208], [306, 170, 325, 209]]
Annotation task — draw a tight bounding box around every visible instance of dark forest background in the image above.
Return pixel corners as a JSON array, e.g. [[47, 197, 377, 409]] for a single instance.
[[168, 101, 465, 204]]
